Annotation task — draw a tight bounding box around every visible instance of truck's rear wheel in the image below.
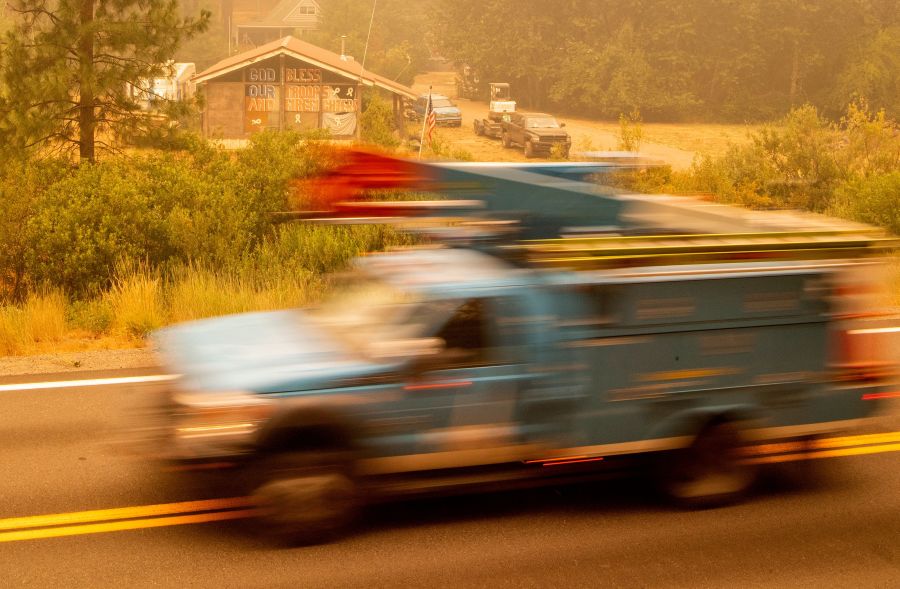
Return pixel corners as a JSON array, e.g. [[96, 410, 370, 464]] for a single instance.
[[252, 451, 360, 545], [502, 132, 511, 148], [656, 421, 757, 508]]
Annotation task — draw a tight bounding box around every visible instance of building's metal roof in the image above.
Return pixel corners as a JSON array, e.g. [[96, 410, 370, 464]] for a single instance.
[[193, 35, 416, 99]]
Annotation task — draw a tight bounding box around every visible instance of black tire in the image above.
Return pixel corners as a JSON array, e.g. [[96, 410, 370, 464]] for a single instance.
[[474, 120, 483, 136], [524, 140, 535, 158], [502, 132, 511, 148], [656, 420, 757, 509], [252, 451, 360, 545]]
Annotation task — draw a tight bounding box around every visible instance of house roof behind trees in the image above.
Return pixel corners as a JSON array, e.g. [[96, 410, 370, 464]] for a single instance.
[[240, 0, 321, 29], [193, 36, 417, 99]]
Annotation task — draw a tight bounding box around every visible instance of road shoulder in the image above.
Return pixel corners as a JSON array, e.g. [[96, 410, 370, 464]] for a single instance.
[[0, 347, 159, 378]]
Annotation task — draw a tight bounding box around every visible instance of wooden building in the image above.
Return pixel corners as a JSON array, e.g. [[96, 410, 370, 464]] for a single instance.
[[193, 36, 416, 140]]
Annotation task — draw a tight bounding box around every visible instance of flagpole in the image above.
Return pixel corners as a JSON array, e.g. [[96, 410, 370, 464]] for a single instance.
[[418, 86, 431, 159]]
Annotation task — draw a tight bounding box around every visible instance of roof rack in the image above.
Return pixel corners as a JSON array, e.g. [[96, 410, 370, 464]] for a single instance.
[[513, 230, 899, 270], [303, 151, 898, 268]]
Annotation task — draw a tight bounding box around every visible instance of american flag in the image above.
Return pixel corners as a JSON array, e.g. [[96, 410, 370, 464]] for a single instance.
[[425, 93, 436, 142]]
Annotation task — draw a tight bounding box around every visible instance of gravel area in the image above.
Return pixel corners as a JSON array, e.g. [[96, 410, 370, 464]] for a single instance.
[[0, 347, 161, 377], [411, 71, 701, 169]]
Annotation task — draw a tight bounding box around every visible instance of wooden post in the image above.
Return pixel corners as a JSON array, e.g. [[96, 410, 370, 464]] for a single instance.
[[355, 81, 362, 140], [242, 66, 247, 138], [279, 54, 285, 131], [317, 71, 323, 131]]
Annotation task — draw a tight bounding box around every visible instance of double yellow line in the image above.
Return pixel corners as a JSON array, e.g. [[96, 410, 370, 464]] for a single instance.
[[0, 497, 256, 543], [744, 431, 900, 464], [2, 431, 899, 543]]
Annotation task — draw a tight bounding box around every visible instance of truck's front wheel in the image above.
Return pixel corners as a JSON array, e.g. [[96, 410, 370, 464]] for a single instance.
[[252, 452, 360, 545], [474, 120, 483, 136], [656, 421, 757, 508], [524, 140, 535, 158]]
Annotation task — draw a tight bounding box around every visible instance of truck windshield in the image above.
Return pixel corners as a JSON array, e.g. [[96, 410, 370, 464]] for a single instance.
[[527, 117, 560, 128], [431, 98, 453, 108], [310, 275, 442, 355]]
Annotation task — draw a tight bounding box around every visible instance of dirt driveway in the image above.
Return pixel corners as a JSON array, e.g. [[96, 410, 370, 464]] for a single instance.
[[411, 72, 697, 169]]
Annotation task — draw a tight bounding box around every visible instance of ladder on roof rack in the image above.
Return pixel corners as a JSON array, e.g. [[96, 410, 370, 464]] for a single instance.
[[512, 230, 900, 270]]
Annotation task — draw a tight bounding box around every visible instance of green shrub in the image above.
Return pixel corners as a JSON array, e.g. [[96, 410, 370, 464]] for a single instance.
[[0, 157, 70, 300], [26, 161, 168, 296], [360, 93, 400, 148], [829, 172, 900, 235], [617, 109, 644, 152], [427, 132, 473, 161], [68, 299, 114, 335], [613, 104, 899, 216], [450, 147, 475, 161], [270, 223, 415, 275], [16, 133, 341, 297], [836, 100, 900, 177]]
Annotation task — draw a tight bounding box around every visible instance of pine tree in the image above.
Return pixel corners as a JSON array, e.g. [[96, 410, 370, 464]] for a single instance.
[[0, 0, 209, 161]]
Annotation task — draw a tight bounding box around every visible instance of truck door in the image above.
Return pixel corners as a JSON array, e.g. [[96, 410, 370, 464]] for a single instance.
[[403, 297, 532, 461], [512, 288, 591, 448], [510, 114, 525, 145]]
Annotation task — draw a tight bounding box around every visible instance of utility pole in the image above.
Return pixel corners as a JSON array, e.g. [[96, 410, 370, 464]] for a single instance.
[[356, 0, 377, 140]]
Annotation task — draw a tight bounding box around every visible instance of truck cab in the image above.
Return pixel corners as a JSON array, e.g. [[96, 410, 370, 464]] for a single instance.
[[502, 112, 571, 158], [411, 94, 462, 127]]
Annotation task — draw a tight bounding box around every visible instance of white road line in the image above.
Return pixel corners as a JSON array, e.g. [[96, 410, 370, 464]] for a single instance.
[[848, 326, 900, 334], [0, 374, 179, 392]]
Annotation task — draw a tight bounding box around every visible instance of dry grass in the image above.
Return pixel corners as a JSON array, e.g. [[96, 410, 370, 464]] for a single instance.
[[166, 266, 321, 324], [167, 269, 250, 323], [0, 291, 69, 355], [647, 123, 761, 155], [566, 120, 762, 157], [0, 307, 29, 355], [24, 290, 68, 343], [3, 251, 900, 356], [106, 268, 166, 340], [0, 223, 408, 356]]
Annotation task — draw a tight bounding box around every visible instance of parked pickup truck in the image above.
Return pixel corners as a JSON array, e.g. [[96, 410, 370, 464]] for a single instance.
[[409, 93, 462, 127], [148, 154, 896, 544], [502, 112, 571, 158]]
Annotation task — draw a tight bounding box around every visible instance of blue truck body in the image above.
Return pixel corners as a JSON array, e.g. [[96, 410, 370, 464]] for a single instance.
[[150, 155, 896, 542]]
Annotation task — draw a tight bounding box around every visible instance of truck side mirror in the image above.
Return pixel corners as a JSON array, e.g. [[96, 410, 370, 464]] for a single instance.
[[560, 122, 566, 127]]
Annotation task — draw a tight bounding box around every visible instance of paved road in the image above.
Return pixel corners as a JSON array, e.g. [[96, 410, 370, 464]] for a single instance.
[[0, 369, 897, 588]]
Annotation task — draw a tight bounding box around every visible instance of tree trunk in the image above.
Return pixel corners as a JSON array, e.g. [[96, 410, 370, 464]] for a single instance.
[[78, 0, 95, 162], [788, 39, 800, 107]]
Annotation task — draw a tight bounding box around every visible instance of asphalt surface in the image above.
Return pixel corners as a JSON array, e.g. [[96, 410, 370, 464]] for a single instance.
[[0, 369, 897, 588]]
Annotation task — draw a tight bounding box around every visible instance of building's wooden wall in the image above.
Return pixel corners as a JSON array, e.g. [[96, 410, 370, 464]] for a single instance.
[[204, 82, 245, 138], [202, 55, 361, 139]]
